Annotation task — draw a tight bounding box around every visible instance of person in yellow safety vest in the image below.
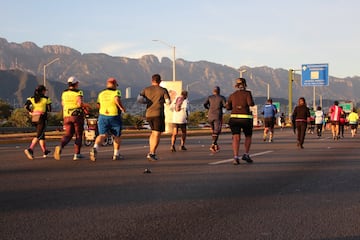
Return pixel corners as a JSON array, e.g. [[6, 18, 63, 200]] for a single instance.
[[90, 77, 126, 161], [54, 76, 86, 161], [347, 108, 359, 137]]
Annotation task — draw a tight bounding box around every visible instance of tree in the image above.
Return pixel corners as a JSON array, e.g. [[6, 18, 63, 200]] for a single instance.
[[223, 113, 230, 124], [47, 112, 63, 126], [122, 113, 145, 129], [188, 111, 208, 126], [7, 108, 31, 127], [0, 98, 13, 120]]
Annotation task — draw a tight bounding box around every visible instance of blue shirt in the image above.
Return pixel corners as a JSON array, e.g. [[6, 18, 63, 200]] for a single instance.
[[262, 104, 277, 118]]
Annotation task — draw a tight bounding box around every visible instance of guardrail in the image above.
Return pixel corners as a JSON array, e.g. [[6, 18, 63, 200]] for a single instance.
[[0, 126, 63, 134]]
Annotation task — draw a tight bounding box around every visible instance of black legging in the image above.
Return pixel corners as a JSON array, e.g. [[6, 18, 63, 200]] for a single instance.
[[296, 121, 307, 147], [34, 115, 47, 140], [316, 123, 323, 136]]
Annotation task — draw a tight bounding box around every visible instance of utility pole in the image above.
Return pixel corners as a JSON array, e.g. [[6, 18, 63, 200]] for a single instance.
[[288, 69, 294, 123]]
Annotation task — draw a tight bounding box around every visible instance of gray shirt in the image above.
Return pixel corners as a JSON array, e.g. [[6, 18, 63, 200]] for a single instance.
[[140, 85, 170, 118], [204, 94, 226, 121]]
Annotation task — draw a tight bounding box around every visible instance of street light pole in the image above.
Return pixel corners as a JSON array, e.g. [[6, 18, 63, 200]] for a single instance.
[[152, 40, 176, 81], [288, 68, 301, 122], [43, 58, 60, 86], [319, 95, 323, 108], [239, 69, 247, 78]]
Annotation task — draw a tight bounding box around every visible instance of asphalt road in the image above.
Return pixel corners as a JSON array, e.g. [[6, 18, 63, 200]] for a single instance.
[[1, 128, 360, 240]]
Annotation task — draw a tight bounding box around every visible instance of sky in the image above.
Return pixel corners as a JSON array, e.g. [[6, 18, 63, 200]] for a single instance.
[[1, 0, 360, 78]]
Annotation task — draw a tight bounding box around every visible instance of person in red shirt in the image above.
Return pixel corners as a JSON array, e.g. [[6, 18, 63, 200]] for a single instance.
[[329, 101, 342, 140]]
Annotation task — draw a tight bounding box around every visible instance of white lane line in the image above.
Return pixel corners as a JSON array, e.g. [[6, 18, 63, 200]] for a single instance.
[[33, 145, 149, 159], [208, 150, 274, 165]]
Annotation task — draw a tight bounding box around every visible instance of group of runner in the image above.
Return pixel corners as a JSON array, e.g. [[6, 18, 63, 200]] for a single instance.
[[23, 73, 359, 164], [23, 75, 257, 165]]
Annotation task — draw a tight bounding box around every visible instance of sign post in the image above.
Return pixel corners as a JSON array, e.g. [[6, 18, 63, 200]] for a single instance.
[[301, 63, 329, 109], [301, 63, 329, 87]]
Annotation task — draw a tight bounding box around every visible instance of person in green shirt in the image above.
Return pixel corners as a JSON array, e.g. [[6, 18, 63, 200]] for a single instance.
[[90, 77, 126, 161]]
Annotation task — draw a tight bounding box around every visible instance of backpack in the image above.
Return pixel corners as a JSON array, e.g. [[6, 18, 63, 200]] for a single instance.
[[175, 96, 184, 112]]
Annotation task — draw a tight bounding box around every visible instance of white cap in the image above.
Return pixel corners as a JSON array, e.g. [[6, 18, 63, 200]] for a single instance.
[[67, 76, 79, 84]]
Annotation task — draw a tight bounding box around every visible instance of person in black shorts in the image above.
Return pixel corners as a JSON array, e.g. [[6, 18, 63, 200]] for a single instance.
[[23, 85, 52, 160], [280, 112, 286, 130], [203, 86, 226, 153], [261, 98, 277, 142], [226, 78, 255, 165], [139, 74, 171, 161], [170, 90, 189, 152]]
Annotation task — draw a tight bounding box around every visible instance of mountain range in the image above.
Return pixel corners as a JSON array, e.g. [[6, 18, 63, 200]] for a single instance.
[[0, 37, 359, 112]]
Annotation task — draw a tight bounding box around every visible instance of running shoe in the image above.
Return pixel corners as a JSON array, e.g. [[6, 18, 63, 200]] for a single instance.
[[232, 157, 240, 165], [90, 148, 97, 162], [43, 150, 51, 158], [112, 154, 124, 161], [24, 148, 34, 160], [147, 153, 158, 162], [171, 145, 176, 152], [180, 145, 187, 151], [54, 146, 61, 161], [210, 144, 219, 153], [73, 154, 84, 161], [241, 154, 253, 163]]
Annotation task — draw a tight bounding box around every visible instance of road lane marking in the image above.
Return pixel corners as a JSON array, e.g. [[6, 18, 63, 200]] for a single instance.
[[32, 146, 149, 159], [208, 150, 274, 165]]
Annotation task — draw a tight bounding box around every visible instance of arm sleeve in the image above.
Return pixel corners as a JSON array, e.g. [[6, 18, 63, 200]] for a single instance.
[[24, 99, 32, 112], [203, 97, 209, 109], [226, 96, 232, 110], [247, 92, 255, 107]]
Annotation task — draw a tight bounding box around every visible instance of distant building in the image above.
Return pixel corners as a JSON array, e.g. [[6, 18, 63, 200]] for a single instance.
[[126, 87, 131, 99]]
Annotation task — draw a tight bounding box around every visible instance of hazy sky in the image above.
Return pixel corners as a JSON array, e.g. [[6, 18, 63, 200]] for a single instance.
[[1, 0, 360, 78]]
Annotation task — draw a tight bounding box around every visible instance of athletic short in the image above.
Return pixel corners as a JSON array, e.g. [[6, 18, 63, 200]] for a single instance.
[[228, 118, 253, 136], [209, 119, 222, 135], [147, 116, 165, 132], [264, 117, 275, 128], [350, 123, 358, 129], [172, 123, 187, 131], [331, 120, 340, 125], [98, 115, 122, 137]]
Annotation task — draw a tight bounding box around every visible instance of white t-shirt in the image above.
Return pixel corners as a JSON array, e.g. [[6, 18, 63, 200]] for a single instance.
[[315, 110, 324, 124], [171, 98, 189, 124]]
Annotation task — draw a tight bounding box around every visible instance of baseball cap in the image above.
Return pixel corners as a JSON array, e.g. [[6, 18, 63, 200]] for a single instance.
[[107, 77, 118, 86], [67, 76, 79, 84]]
